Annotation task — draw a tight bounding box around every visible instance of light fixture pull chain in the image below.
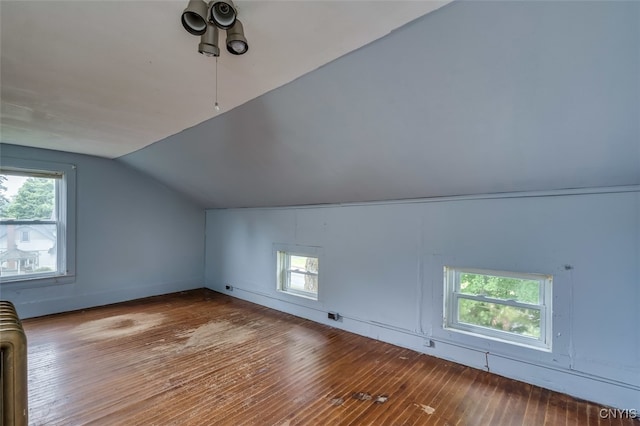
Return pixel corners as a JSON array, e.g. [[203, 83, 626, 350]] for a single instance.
[[214, 56, 220, 111]]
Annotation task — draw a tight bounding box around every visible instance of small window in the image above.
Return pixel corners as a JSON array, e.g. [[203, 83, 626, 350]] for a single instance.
[[277, 251, 319, 300], [444, 267, 552, 350], [1, 158, 76, 284]]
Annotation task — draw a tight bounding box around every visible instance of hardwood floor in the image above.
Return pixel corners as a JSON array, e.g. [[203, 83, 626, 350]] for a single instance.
[[22, 289, 633, 425]]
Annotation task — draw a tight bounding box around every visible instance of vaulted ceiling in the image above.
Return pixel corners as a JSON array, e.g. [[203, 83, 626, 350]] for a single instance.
[[0, 0, 448, 158], [119, 1, 640, 208], [2, 1, 639, 209]]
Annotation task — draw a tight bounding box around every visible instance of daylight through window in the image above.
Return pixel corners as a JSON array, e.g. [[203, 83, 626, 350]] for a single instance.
[[444, 267, 552, 350], [277, 251, 319, 300], [1, 162, 75, 284]]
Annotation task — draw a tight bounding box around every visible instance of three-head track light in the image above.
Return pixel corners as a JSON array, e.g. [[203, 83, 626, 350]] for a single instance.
[[181, 0, 248, 57]]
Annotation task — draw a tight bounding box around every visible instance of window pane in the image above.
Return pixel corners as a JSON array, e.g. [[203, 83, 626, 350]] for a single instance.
[[289, 255, 318, 273], [283, 253, 318, 296], [0, 175, 57, 220], [288, 271, 307, 291], [458, 298, 541, 338], [0, 223, 58, 277], [289, 271, 318, 294], [289, 255, 306, 270], [459, 272, 540, 304]]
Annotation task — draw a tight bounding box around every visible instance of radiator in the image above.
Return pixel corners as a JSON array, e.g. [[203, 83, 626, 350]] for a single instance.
[[0, 301, 28, 426]]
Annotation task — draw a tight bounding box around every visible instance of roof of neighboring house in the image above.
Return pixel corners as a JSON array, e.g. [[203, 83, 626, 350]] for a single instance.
[[0, 247, 38, 261], [0, 224, 56, 241]]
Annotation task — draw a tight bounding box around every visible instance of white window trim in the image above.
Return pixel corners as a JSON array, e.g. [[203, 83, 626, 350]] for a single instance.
[[274, 243, 322, 301], [444, 267, 553, 351], [0, 157, 76, 286]]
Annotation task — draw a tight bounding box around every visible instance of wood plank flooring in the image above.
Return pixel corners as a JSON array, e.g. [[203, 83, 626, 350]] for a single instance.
[[22, 289, 634, 425]]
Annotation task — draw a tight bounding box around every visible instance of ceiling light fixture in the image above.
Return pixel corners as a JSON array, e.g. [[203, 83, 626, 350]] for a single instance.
[[181, 0, 209, 36], [209, 0, 237, 30], [181, 0, 248, 56], [226, 20, 248, 55], [181, 0, 249, 110], [198, 24, 220, 57]]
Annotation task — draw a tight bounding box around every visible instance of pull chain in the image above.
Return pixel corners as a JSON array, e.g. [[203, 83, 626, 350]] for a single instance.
[[214, 56, 220, 111]]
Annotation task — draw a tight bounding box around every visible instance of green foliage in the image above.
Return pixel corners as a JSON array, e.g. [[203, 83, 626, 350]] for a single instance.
[[2, 177, 55, 220], [0, 175, 9, 212], [460, 273, 539, 303], [459, 299, 540, 338], [458, 273, 541, 338]]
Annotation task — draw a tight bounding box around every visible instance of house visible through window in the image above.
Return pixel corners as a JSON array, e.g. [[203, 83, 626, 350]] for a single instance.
[[1, 159, 76, 284], [277, 250, 319, 300], [444, 267, 552, 350]]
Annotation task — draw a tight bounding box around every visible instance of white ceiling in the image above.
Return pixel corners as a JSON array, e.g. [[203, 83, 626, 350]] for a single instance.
[[0, 0, 449, 159]]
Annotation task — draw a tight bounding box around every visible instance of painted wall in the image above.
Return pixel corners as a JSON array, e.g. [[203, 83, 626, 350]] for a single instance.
[[205, 188, 640, 410], [0, 144, 205, 318]]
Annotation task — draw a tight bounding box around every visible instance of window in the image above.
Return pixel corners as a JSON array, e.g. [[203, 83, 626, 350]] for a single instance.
[[277, 250, 319, 300], [444, 267, 552, 350], [0, 158, 76, 284]]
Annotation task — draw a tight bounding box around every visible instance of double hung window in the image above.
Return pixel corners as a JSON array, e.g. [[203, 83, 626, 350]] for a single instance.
[[444, 267, 552, 350], [276, 250, 319, 300], [0, 159, 76, 284]]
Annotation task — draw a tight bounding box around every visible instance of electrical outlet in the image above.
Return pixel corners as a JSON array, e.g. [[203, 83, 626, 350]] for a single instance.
[[328, 312, 340, 321], [225, 285, 233, 291]]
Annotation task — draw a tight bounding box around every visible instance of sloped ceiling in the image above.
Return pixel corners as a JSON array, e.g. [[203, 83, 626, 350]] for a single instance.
[[0, 0, 449, 158], [120, 1, 640, 208]]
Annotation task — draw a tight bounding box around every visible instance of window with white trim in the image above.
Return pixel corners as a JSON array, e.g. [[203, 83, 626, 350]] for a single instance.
[[276, 251, 319, 300], [0, 159, 76, 284], [444, 267, 552, 350]]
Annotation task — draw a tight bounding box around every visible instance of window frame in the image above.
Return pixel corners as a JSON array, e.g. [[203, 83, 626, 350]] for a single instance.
[[275, 245, 321, 301], [0, 157, 76, 286], [444, 266, 553, 351]]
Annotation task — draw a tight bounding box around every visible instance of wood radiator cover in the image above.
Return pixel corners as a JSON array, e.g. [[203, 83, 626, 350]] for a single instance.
[[0, 301, 28, 426]]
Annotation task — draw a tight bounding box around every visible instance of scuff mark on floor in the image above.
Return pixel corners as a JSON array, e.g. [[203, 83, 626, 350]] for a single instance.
[[72, 313, 165, 340], [148, 319, 258, 353], [352, 392, 372, 401], [374, 395, 389, 404], [330, 397, 344, 406], [399, 356, 409, 360], [179, 320, 255, 349], [415, 403, 435, 414]]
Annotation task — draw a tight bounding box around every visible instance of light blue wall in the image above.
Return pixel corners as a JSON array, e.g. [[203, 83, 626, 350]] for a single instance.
[[205, 188, 640, 410], [0, 144, 205, 318]]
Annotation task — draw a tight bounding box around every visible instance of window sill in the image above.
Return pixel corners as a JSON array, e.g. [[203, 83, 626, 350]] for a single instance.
[[443, 325, 552, 352], [0, 273, 76, 289], [277, 289, 318, 301]]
